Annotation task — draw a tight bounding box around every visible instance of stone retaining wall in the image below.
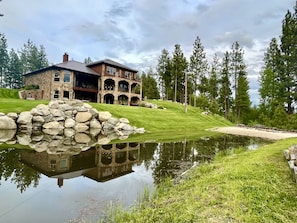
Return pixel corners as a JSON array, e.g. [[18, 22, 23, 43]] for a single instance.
[[0, 100, 145, 151]]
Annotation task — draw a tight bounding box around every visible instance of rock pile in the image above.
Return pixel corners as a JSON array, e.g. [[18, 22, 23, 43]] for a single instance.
[[0, 100, 145, 153], [284, 145, 297, 183]]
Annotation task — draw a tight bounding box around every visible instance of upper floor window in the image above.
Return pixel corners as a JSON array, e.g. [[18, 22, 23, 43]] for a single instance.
[[64, 71, 71, 82], [107, 66, 116, 75], [54, 72, 60, 81], [125, 71, 132, 79]]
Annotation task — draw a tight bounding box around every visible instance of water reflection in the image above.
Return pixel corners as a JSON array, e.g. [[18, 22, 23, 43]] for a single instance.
[[0, 134, 272, 222], [0, 134, 271, 193]]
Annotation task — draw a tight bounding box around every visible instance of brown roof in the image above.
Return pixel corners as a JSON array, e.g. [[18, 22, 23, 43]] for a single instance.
[[24, 60, 100, 76], [55, 61, 100, 76], [87, 59, 138, 72]]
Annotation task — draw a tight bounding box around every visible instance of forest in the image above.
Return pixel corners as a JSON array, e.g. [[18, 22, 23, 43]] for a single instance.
[[1, 3, 297, 129]]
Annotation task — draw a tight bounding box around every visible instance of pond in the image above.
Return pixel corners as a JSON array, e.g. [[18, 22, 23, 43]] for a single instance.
[[0, 134, 271, 222]]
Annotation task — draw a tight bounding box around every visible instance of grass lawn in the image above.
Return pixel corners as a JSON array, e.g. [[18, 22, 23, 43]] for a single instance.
[[111, 138, 297, 223]]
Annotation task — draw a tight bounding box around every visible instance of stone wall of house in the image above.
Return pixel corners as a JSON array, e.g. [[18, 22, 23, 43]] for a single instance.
[[24, 70, 53, 100]]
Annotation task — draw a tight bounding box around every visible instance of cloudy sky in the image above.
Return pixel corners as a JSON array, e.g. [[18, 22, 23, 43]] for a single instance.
[[1, 0, 296, 104]]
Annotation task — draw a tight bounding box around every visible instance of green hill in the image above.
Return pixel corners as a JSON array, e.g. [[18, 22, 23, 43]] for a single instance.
[[0, 88, 231, 141]]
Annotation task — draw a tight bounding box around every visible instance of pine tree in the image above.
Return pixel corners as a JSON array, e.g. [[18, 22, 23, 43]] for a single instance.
[[6, 48, 23, 89], [142, 68, 160, 99], [189, 36, 208, 107], [19, 39, 49, 74], [157, 49, 172, 100], [280, 6, 297, 114], [259, 38, 283, 117], [235, 70, 251, 123], [171, 44, 188, 102], [218, 51, 232, 119], [208, 54, 220, 101], [0, 33, 9, 88]]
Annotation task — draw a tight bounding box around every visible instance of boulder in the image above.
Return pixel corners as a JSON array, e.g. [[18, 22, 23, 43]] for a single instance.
[[0, 129, 16, 142], [0, 116, 17, 129], [75, 133, 91, 143], [43, 121, 64, 129], [75, 112, 92, 123], [17, 111, 33, 125], [50, 108, 64, 117], [65, 118, 76, 128], [98, 111, 112, 122], [7, 112, 18, 120], [74, 123, 89, 132], [90, 118, 102, 129], [33, 115, 45, 123]]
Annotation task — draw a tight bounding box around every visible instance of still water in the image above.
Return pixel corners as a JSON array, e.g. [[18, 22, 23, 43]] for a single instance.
[[0, 135, 271, 222]]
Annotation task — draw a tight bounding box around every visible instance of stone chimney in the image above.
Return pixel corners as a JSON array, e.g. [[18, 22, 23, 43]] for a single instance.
[[63, 53, 69, 62]]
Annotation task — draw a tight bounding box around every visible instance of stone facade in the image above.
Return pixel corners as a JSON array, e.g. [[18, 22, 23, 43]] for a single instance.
[[24, 54, 142, 106]]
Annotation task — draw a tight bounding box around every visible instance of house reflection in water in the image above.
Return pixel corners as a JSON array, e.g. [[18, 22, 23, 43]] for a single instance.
[[20, 142, 140, 187]]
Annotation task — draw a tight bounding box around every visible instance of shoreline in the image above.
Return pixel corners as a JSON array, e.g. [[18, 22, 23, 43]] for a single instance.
[[211, 126, 297, 140]]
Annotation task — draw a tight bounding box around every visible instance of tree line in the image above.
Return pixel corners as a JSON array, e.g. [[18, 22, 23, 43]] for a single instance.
[[142, 38, 250, 123], [257, 2, 297, 129], [0, 33, 49, 89]]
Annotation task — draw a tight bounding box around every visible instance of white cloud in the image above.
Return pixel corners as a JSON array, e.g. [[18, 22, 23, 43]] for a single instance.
[[1, 0, 296, 104]]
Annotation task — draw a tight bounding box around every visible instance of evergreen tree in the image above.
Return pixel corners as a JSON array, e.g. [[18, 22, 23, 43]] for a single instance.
[[208, 54, 220, 101], [6, 48, 23, 89], [218, 51, 232, 118], [230, 41, 245, 99], [84, 57, 93, 64], [280, 6, 297, 114], [235, 70, 251, 123], [142, 68, 160, 99], [19, 39, 49, 74], [259, 38, 284, 117], [157, 49, 172, 100], [0, 33, 9, 88], [189, 36, 208, 106], [171, 44, 188, 102]]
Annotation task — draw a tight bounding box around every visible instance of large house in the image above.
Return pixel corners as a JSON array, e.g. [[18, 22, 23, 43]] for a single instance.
[[23, 53, 142, 105]]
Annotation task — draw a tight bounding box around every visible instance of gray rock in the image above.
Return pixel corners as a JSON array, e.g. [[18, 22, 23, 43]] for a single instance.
[[74, 123, 89, 132], [75, 112, 92, 123], [90, 118, 102, 129], [64, 128, 76, 137], [98, 111, 112, 122], [0, 129, 16, 142], [0, 116, 17, 129], [50, 108, 64, 117], [65, 118, 76, 128], [17, 111, 33, 125], [33, 115, 45, 123], [43, 121, 64, 129], [17, 133, 32, 145], [36, 104, 50, 116], [75, 133, 91, 143], [119, 118, 129, 124], [97, 136, 111, 145], [7, 112, 18, 120], [31, 108, 43, 116], [42, 128, 63, 135]]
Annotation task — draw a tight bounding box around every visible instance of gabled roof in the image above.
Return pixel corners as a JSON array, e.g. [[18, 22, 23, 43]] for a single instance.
[[24, 60, 100, 76], [87, 59, 138, 72], [55, 61, 100, 76]]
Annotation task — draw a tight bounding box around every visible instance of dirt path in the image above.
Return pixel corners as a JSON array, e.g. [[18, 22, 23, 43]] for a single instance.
[[211, 126, 297, 140]]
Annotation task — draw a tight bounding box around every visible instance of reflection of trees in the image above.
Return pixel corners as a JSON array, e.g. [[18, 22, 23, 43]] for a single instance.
[[138, 143, 158, 169], [0, 149, 40, 193], [150, 135, 270, 184]]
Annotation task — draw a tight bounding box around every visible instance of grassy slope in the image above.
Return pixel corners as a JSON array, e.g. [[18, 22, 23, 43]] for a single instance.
[[0, 89, 231, 141], [113, 138, 297, 223]]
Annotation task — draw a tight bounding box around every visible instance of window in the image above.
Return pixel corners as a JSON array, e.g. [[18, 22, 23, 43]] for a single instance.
[[54, 72, 60, 81], [63, 91, 69, 99], [64, 71, 71, 82], [54, 90, 59, 99], [107, 66, 116, 75], [125, 71, 132, 79]]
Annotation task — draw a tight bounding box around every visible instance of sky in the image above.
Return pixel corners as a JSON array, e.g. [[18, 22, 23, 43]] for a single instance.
[[1, 0, 296, 105]]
